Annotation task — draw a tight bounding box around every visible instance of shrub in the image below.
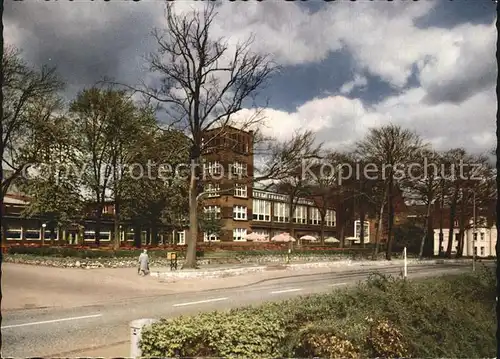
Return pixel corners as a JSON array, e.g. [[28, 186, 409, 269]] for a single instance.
[[140, 308, 288, 358], [140, 268, 496, 358]]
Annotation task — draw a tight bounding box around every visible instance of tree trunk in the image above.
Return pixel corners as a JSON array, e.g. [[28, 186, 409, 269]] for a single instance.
[[146, 227, 151, 246], [359, 208, 366, 248], [151, 225, 158, 246], [113, 217, 120, 250], [456, 227, 465, 258], [288, 196, 295, 239], [339, 223, 345, 248], [0, 196, 6, 248], [183, 160, 199, 269], [113, 198, 121, 250], [438, 186, 445, 256], [50, 223, 56, 246], [133, 225, 141, 248], [374, 201, 385, 257], [319, 217, 325, 244], [445, 187, 459, 258], [385, 177, 394, 260], [419, 199, 433, 259]]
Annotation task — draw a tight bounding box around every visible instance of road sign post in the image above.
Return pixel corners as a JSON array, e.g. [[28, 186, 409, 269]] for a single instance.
[[130, 318, 158, 358], [403, 247, 407, 279]]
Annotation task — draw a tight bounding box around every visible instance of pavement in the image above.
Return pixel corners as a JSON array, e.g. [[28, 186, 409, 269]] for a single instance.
[[0, 260, 475, 357]]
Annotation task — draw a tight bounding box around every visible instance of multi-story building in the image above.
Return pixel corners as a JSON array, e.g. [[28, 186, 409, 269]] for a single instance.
[[433, 223, 497, 258], [195, 126, 337, 242], [2, 126, 338, 246]]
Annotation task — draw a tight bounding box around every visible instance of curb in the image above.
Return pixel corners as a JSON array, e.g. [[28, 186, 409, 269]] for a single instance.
[[150, 258, 466, 282]]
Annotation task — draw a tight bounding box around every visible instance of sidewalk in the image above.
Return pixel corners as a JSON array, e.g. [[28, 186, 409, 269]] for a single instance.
[[148, 259, 451, 293], [150, 258, 440, 282]]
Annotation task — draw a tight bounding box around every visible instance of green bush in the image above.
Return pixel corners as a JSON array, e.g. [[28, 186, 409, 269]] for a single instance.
[[6, 246, 207, 259], [140, 266, 496, 358], [140, 308, 288, 358]]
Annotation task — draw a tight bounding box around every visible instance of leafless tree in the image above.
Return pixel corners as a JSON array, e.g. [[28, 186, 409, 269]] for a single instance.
[[401, 149, 441, 258], [272, 131, 322, 239], [356, 124, 424, 260], [126, 3, 280, 268]]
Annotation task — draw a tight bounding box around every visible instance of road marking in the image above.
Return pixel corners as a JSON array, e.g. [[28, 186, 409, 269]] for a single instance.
[[173, 297, 228, 307], [271, 288, 302, 294], [329, 282, 348, 287], [1, 314, 103, 329]]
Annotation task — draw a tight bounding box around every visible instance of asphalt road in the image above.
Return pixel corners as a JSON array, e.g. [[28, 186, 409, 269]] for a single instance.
[[1, 263, 471, 357]]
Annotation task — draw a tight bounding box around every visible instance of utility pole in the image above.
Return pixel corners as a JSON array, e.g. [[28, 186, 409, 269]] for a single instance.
[[472, 190, 476, 272]]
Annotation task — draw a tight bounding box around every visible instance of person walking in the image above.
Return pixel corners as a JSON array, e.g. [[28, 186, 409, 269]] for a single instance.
[[138, 249, 149, 276]]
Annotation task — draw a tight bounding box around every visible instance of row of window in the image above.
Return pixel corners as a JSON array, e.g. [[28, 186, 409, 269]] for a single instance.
[[440, 246, 488, 256], [203, 202, 335, 226], [204, 183, 247, 198], [203, 161, 248, 176], [447, 232, 487, 241]]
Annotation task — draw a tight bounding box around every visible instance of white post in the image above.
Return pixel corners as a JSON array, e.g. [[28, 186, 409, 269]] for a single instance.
[[130, 318, 158, 358], [403, 247, 407, 278]]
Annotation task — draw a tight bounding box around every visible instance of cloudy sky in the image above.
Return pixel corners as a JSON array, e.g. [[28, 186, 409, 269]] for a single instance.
[[5, 0, 497, 154]]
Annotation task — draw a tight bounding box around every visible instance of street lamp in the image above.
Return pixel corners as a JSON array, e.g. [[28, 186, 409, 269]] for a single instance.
[[41, 223, 47, 245]]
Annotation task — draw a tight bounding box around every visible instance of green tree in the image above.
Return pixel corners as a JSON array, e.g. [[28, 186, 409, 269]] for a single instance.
[[1, 47, 64, 245], [18, 110, 84, 244], [70, 87, 152, 246], [120, 128, 190, 247]]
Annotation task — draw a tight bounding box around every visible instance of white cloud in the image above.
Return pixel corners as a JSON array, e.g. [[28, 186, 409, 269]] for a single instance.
[[232, 81, 495, 154], [5, 0, 495, 156], [339, 74, 368, 95]]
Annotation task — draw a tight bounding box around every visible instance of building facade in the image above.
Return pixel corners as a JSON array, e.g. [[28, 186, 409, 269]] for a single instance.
[[197, 126, 337, 242], [2, 126, 338, 246], [433, 220, 497, 258]]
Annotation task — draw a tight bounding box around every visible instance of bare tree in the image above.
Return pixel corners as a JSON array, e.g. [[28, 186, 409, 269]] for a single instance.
[[127, 3, 278, 268], [273, 131, 322, 239], [356, 124, 424, 260], [401, 149, 441, 258]]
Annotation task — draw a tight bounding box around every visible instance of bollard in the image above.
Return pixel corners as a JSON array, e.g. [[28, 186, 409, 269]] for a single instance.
[[130, 318, 158, 358]]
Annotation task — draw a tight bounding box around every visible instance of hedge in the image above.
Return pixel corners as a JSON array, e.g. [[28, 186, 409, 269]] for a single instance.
[[140, 266, 496, 358], [5, 244, 372, 259]]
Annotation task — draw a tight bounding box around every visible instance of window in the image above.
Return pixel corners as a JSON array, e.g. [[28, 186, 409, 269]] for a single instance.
[[24, 229, 41, 240], [480, 232, 485, 241], [204, 161, 222, 176], [473, 233, 478, 241], [354, 220, 370, 240], [325, 209, 335, 227], [455, 233, 460, 242], [273, 202, 289, 222], [233, 206, 247, 220], [204, 205, 221, 219], [204, 183, 220, 197], [309, 208, 321, 225], [474, 246, 477, 255], [293, 205, 307, 224], [177, 230, 186, 245], [234, 184, 248, 198], [204, 232, 220, 242], [231, 162, 247, 176], [480, 247, 485, 256], [233, 228, 247, 241], [6, 228, 22, 240], [253, 199, 271, 221]]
